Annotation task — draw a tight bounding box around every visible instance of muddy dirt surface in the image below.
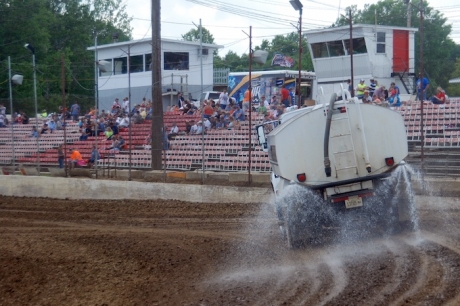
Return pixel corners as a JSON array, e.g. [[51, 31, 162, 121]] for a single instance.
[[1, 195, 460, 305]]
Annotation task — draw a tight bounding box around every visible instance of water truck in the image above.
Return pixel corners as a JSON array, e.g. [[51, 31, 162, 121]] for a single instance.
[[256, 91, 416, 248]]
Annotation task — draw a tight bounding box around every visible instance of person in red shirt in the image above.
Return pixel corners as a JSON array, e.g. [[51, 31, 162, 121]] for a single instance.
[[431, 86, 446, 104], [203, 101, 214, 119], [280, 85, 291, 107]]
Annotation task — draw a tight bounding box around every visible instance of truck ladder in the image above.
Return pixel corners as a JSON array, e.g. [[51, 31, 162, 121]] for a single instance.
[[329, 108, 359, 178]]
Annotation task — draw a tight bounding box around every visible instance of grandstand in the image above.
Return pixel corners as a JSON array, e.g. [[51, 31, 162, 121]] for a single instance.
[[1, 98, 460, 177]]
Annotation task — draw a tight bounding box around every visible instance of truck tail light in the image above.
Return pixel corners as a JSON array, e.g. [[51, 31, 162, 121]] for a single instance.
[[385, 157, 395, 166], [297, 173, 306, 182]]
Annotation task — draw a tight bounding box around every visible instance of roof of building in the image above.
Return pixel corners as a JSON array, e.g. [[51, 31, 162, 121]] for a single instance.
[[304, 24, 418, 36], [87, 37, 223, 51]]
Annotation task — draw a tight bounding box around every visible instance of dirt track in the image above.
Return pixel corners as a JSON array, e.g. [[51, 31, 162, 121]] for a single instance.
[[1, 195, 460, 305]]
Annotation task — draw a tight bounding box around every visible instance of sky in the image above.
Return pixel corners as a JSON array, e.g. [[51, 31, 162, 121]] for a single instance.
[[126, 0, 460, 56]]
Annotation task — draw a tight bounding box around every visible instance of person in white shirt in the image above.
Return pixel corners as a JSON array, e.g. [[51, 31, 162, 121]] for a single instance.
[[219, 89, 229, 110], [123, 97, 130, 114], [189, 122, 198, 135], [203, 118, 211, 130], [118, 115, 130, 128], [168, 122, 179, 140]]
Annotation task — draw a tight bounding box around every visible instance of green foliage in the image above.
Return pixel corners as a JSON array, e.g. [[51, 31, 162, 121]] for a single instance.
[[334, 0, 458, 93], [446, 58, 460, 97], [214, 32, 313, 73], [181, 27, 215, 44], [0, 0, 132, 115]]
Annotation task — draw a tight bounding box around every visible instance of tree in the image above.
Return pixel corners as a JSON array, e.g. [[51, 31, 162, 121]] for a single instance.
[[334, 0, 458, 92], [182, 27, 215, 44], [0, 0, 132, 115], [446, 58, 460, 97]]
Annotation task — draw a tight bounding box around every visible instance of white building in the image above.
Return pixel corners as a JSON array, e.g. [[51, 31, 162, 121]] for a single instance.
[[88, 38, 223, 111], [304, 24, 418, 101]]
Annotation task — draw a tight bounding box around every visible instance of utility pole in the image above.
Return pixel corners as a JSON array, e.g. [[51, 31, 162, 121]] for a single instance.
[[61, 54, 68, 177], [349, 9, 354, 97], [419, 0, 425, 181], [151, 0, 163, 170]]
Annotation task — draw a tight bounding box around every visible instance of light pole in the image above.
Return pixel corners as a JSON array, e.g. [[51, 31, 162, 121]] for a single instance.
[[24, 43, 40, 174], [8, 56, 23, 170], [290, 0, 303, 108]]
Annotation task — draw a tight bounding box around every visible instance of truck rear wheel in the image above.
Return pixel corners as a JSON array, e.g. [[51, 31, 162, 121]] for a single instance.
[[279, 187, 328, 248]]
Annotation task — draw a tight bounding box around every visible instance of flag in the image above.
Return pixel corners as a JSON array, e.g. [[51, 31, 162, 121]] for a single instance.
[[271, 54, 295, 68]]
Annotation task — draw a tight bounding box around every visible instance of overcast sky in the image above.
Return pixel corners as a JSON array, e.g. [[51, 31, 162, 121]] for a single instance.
[[126, 0, 460, 56]]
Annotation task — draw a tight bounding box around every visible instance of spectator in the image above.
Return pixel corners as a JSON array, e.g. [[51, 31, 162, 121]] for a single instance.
[[0, 113, 5, 128], [233, 105, 246, 121], [431, 86, 446, 105], [41, 123, 49, 134], [0, 104, 5, 116], [177, 92, 185, 108], [219, 88, 229, 110], [20, 111, 29, 124], [57, 144, 65, 168], [189, 121, 198, 135], [47, 118, 57, 133], [132, 110, 144, 124], [372, 85, 386, 104], [347, 79, 352, 93], [168, 122, 179, 140], [88, 145, 100, 168], [30, 126, 38, 138], [105, 126, 114, 140], [258, 102, 268, 116], [216, 116, 225, 129], [123, 97, 130, 114], [362, 90, 372, 103], [243, 89, 252, 111], [118, 114, 130, 128], [356, 79, 367, 99], [203, 102, 214, 119], [70, 101, 80, 121], [79, 130, 88, 141], [369, 79, 378, 97], [162, 128, 170, 150], [108, 135, 125, 151], [203, 118, 211, 131], [196, 121, 204, 135], [388, 82, 401, 106], [280, 85, 291, 107], [68, 148, 83, 168], [416, 73, 430, 101]]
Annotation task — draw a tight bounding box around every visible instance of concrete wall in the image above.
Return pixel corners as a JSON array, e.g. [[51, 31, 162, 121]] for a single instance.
[[0, 176, 273, 204]]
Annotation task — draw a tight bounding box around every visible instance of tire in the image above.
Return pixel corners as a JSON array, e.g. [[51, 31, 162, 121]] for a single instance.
[[278, 186, 329, 248], [374, 167, 417, 234]]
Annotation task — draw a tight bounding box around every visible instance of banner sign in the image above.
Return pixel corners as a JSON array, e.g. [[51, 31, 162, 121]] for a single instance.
[[271, 54, 295, 68]]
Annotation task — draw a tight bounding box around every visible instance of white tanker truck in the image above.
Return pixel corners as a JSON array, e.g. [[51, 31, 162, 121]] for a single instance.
[[256, 91, 416, 248]]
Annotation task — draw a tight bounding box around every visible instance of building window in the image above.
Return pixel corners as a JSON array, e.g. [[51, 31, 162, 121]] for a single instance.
[[328, 40, 345, 57], [114, 57, 127, 75], [311, 43, 329, 58], [145, 53, 152, 71], [344, 38, 367, 54], [99, 59, 112, 77], [377, 32, 385, 53], [164, 52, 189, 70], [129, 55, 144, 73]]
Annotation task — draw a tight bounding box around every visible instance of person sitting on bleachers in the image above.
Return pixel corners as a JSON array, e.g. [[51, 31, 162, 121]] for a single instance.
[[388, 82, 401, 107], [30, 126, 38, 138], [108, 134, 125, 151], [168, 122, 179, 140], [40, 123, 49, 134], [117, 114, 130, 128], [372, 85, 386, 104], [20, 111, 29, 124], [105, 126, 114, 140], [431, 86, 446, 105], [131, 110, 144, 124], [362, 90, 372, 103], [203, 118, 211, 131], [216, 116, 225, 129], [79, 130, 88, 141], [233, 105, 246, 121], [190, 121, 199, 135], [47, 118, 57, 133], [209, 116, 217, 129]]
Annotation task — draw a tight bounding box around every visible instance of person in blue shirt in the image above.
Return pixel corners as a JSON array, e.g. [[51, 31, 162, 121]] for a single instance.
[[88, 145, 100, 168], [416, 73, 430, 101], [233, 105, 246, 121]]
